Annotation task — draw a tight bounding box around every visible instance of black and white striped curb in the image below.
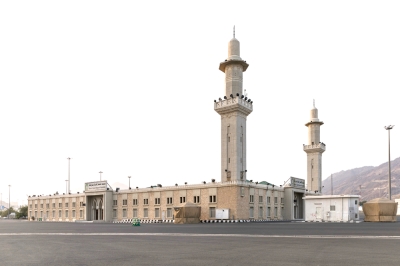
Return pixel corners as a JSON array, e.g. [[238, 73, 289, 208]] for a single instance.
[[200, 219, 288, 223], [304, 220, 363, 223], [113, 219, 174, 224], [113, 219, 289, 224]]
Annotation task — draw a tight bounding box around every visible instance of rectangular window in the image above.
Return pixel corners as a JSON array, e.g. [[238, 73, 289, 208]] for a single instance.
[[281, 198, 284, 204], [155, 198, 160, 205], [35, 211, 37, 218], [240, 187, 245, 196], [72, 210, 76, 218], [250, 195, 254, 203], [52, 211, 55, 218], [40, 204, 43, 208], [180, 197, 186, 203], [259, 196, 263, 203], [65, 202, 69, 208], [355, 200, 358, 205], [155, 208, 160, 218], [80, 202, 84, 207], [194, 196, 200, 203], [46, 211, 49, 218], [29, 204, 32, 209], [209, 207, 216, 218], [113, 200, 118, 206], [113, 209, 117, 218], [209, 195, 217, 203], [330, 205, 336, 211], [267, 207, 271, 217], [80, 210, 83, 218], [259, 207, 263, 218], [59, 203, 62, 208], [58, 210, 61, 218], [249, 207, 254, 218], [123, 209, 127, 217], [167, 208, 172, 218], [52, 203, 55, 208], [72, 202, 75, 208], [133, 199, 138, 205], [143, 198, 148, 205], [123, 199, 127, 206], [143, 208, 148, 218], [35, 204, 37, 208], [274, 197, 278, 205], [46, 203, 49, 208], [267, 196, 271, 204], [65, 210, 69, 218], [40, 211, 43, 218], [274, 207, 278, 217], [167, 197, 173, 204], [133, 209, 138, 218]]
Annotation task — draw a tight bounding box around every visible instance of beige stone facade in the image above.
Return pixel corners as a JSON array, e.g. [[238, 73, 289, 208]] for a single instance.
[[28, 181, 287, 222]]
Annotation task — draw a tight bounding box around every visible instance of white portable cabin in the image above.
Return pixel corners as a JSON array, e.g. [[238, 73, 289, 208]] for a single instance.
[[304, 195, 360, 222]]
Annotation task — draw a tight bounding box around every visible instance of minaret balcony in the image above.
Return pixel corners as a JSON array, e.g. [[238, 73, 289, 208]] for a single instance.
[[214, 97, 253, 116], [303, 143, 326, 153]]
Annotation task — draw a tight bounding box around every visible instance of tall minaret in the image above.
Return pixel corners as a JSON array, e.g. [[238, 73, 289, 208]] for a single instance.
[[303, 100, 325, 192], [215, 30, 252, 182]]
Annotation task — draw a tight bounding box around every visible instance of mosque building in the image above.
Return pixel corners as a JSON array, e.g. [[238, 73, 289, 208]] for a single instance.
[[27, 33, 325, 222]]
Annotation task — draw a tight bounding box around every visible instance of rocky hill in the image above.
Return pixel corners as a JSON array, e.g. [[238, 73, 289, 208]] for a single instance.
[[321, 157, 400, 201]]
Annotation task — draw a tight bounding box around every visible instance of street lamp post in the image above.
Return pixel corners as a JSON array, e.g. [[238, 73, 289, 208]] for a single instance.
[[8, 185, 11, 218], [67, 157, 71, 194], [99, 171, 103, 181], [384, 125, 394, 200], [128, 176, 131, 189]]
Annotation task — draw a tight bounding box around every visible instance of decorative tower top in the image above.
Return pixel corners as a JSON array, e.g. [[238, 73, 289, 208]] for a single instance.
[[310, 99, 319, 122], [219, 28, 249, 97]]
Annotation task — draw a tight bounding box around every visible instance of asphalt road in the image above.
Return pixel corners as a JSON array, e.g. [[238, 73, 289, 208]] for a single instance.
[[1, 220, 400, 266]]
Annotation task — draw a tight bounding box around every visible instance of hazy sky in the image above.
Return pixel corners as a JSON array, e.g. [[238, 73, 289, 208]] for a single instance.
[[1, 1, 399, 206]]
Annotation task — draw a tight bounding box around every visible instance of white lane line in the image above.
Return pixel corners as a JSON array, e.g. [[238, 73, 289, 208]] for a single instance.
[[0, 233, 400, 239]]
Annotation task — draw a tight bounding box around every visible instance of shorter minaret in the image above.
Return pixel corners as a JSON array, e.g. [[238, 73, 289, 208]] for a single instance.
[[303, 100, 325, 192]]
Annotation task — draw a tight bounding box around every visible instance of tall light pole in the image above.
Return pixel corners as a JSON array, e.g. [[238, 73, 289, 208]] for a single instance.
[[67, 157, 72, 194], [8, 185, 11, 218], [99, 171, 103, 181], [128, 176, 131, 189], [65, 180, 68, 194], [384, 125, 394, 200]]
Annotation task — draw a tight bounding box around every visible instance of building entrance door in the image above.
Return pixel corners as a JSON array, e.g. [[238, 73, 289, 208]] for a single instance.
[[89, 196, 104, 221], [316, 207, 322, 219]]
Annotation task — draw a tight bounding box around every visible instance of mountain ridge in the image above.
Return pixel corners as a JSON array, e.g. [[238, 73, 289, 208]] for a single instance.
[[321, 157, 400, 201]]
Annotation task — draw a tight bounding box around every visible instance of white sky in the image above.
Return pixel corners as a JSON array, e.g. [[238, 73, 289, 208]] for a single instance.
[[1, 1, 399, 206]]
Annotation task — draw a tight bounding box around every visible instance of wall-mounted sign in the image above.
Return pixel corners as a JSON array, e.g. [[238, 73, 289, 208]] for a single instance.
[[85, 181, 107, 192], [290, 177, 305, 188]]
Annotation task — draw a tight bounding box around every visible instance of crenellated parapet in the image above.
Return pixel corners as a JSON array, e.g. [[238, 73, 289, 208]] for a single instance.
[[214, 96, 253, 116]]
